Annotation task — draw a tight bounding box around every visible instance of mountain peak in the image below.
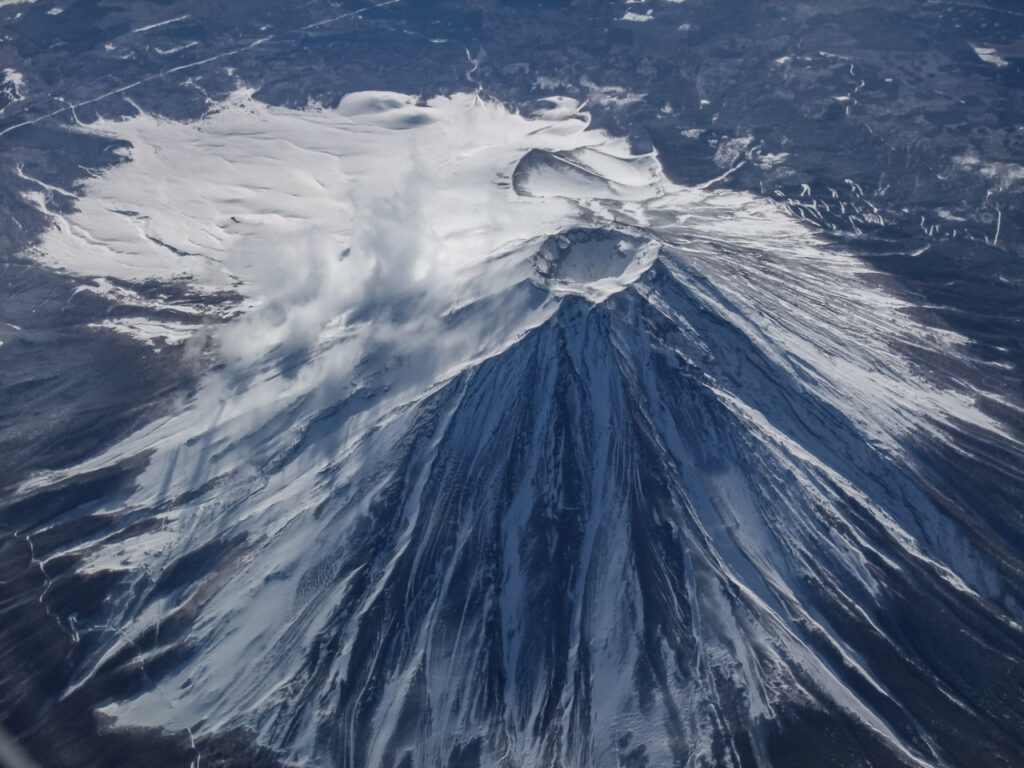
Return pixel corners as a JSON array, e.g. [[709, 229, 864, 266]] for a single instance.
[[530, 228, 660, 302], [9, 89, 1023, 768]]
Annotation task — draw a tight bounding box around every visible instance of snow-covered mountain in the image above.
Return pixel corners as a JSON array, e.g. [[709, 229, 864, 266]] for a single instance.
[[10, 91, 1024, 767]]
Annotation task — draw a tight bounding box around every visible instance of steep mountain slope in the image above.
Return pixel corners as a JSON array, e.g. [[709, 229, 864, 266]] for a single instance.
[[6, 92, 1024, 768]]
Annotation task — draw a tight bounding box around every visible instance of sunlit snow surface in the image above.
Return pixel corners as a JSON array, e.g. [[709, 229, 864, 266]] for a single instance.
[[16, 92, 1022, 767]]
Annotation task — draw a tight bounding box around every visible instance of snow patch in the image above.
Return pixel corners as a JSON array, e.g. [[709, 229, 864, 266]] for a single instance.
[[581, 77, 646, 108], [714, 135, 754, 168], [955, 152, 1024, 191], [970, 44, 1009, 68], [755, 151, 789, 170], [89, 317, 200, 347], [155, 41, 199, 55], [2, 68, 24, 105], [132, 14, 190, 33]]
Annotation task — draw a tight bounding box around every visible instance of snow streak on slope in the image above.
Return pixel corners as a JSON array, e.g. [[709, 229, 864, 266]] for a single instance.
[[15, 92, 1024, 767]]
